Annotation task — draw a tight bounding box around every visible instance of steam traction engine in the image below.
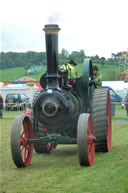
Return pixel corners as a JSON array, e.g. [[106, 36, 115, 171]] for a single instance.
[[11, 24, 112, 168]]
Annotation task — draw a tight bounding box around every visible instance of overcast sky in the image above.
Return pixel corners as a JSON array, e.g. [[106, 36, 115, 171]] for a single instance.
[[0, 0, 128, 58]]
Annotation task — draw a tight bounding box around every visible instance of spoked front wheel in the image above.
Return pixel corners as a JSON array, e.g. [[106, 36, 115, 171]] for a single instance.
[[77, 113, 95, 166], [11, 115, 34, 167]]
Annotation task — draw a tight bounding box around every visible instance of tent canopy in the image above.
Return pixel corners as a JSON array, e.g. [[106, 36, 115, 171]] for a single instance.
[[16, 76, 37, 81], [0, 82, 4, 86]]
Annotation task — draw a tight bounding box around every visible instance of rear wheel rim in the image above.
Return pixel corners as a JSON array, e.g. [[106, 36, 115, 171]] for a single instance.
[[44, 128, 53, 152], [107, 93, 112, 151], [87, 116, 95, 166]]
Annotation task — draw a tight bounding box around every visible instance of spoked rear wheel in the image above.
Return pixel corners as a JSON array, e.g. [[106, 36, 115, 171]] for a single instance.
[[11, 115, 34, 167], [77, 113, 95, 166]]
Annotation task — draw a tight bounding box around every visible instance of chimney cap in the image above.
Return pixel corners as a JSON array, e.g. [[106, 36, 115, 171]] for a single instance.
[[44, 24, 59, 28], [43, 24, 60, 34]]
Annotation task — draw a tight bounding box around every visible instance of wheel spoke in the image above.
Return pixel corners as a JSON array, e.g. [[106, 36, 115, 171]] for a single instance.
[[44, 128, 53, 153], [23, 120, 29, 137], [25, 145, 30, 151], [24, 148, 28, 161], [20, 136, 25, 145], [20, 145, 25, 153], [21, 131, 25, 137]]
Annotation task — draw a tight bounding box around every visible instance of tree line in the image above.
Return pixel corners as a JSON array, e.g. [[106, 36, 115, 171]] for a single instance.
[[0, 49, 123, 70]]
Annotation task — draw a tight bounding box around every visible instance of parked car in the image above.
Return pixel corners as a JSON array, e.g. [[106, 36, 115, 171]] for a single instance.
[[102, 86, 122, 103], [5, 93, 31, 111], [102, 86, 123, 116]]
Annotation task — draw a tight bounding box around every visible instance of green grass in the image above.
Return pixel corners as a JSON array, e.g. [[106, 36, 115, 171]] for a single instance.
[[0, 64, 124, 82], [0, 66, 46, 82], [0, 109, 128, 193], [0, 67, 27, 82], [114, 105, 128, 119]]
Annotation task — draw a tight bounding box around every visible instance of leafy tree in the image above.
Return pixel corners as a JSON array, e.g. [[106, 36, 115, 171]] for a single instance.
[[61, 48, 69, 58], [1, 49, 125, 70], [111, 53, 116, 59], [101, 57, 105, 67], [69, 51, 85, 63], [91, 55, 101, 63], [79, 50, 86, 62]]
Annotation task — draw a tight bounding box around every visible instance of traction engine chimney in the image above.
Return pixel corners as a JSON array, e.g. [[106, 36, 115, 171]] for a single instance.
[[43, 24, 60, 89]]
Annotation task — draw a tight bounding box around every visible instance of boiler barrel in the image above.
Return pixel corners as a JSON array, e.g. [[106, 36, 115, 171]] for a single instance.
[[33, 90, 83, 130]]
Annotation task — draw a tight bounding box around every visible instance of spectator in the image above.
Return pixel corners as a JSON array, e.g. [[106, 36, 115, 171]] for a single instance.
[[93, 66, 102, 88], [124, 93, 128, 116], [0, 94, 3, 118], [60, 60, 78, 79], [24, 106, 32, 117]]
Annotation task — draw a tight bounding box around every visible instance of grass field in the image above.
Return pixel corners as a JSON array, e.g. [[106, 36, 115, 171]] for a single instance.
[[0, 63, 124, 82], [0, 108, 128, 193], [0, 67, 45, 82]]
